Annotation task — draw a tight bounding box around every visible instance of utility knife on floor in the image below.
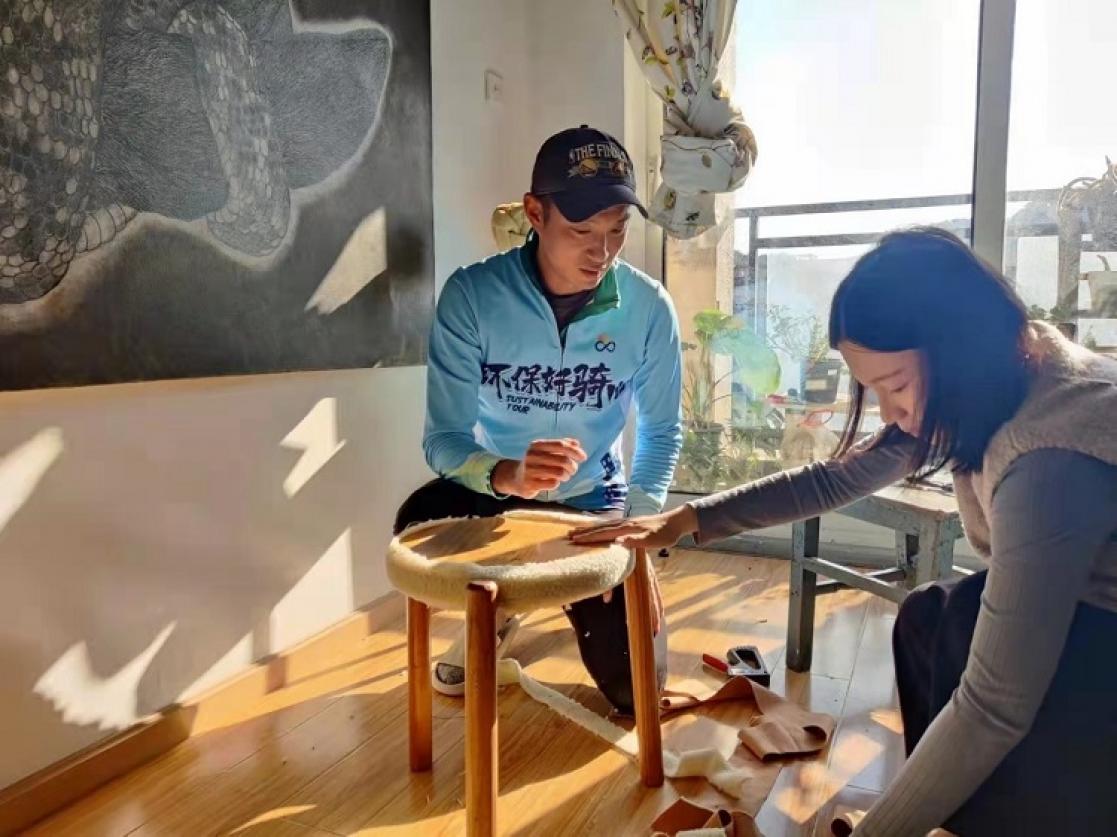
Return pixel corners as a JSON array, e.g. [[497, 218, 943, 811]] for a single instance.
[[702, 645, 771, 687]]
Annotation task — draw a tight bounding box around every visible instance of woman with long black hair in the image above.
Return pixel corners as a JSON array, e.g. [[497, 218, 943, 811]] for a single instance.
[[574, 228, 1117, 835]]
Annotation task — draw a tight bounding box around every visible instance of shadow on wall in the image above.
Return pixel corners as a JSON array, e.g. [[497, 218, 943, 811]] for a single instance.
[[0, 366, 428, 788]]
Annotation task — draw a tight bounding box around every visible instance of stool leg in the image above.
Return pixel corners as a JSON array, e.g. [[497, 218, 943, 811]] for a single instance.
[[787, 517, 820, 673], [897, 531, 920, 589], [916, 521, 955, 584], [466, 581, 499, 837], [407, 598, 432, 772], [624, 548, 664, 787]]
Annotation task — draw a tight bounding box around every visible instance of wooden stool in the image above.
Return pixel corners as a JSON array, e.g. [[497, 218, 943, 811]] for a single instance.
[[387, 510, 664, 837]]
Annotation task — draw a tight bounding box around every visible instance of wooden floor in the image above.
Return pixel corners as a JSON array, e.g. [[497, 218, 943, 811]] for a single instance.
[[31, 549, 903, 836]]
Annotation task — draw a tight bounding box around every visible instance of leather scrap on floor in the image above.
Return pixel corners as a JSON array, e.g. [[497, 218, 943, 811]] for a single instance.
[[651, 798, 762, 837], [660, 674, 836, 761]]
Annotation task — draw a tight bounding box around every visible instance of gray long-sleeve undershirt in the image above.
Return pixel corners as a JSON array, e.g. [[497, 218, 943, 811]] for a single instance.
[[690, 436, 1117, 835], [690, 429, 915, 542]]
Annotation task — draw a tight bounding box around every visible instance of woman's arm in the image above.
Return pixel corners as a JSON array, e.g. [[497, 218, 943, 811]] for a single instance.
[[855, 450, 1117, 836], [569, 427, 915, 549], [691, 427, 916, 545]]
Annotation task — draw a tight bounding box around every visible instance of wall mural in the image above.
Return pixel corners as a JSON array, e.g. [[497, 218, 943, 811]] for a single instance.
[[0, 0, 433, 389]]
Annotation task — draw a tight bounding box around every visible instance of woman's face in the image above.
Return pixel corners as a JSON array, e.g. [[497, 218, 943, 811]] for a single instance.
[[838, 342, 924, 436]]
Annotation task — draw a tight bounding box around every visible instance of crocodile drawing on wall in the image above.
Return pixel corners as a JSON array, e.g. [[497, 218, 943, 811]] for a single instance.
[[0, 0, 433, 388]]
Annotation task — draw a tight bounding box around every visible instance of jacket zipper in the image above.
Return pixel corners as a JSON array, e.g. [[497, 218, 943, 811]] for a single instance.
[[543, 315, 566, 503]]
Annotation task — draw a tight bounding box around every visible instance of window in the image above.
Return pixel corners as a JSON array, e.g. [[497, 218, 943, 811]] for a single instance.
[[668, 0, 981, 495], [1002, 0, 1117, 352]]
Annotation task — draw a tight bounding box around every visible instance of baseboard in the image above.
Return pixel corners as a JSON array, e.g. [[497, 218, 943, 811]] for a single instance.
[[0, 709, 194, 837], [0, 591, 404, 836], [185, 592, 403, 736]]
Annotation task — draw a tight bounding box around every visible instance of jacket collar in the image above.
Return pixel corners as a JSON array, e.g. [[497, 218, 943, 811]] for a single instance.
[[517, 233, 621, 324]]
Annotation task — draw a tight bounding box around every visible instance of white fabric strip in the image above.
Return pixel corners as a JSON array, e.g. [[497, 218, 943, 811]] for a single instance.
[[497, 658, 750, 798]]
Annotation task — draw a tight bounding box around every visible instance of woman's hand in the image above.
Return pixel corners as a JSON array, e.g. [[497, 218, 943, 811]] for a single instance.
[[570, 506, 699, 637], [568, 504, 699, 550]]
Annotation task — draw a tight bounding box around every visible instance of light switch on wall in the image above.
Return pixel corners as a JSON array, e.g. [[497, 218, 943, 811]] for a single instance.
[[484, 69, 504, 103]]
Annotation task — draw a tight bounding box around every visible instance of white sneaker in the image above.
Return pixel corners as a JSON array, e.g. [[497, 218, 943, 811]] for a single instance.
[[432, 614, 523, 697]]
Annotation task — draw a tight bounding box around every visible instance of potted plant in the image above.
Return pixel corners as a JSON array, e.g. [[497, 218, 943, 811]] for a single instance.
[[1086, 256, 1117, 317], [1060, 157, 1117, 250], [799, 319, 842, 404], [763, 306, 841, 404], [676, 309, 780, 492], [683, 310, 782, 421]]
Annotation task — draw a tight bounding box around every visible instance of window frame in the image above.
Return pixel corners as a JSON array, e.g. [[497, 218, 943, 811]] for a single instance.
[[658, 0, 1020, 567]]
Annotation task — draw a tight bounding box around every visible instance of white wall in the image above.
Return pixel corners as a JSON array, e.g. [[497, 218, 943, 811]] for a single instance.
[[431, 0, 532, 286], [0, 369, 428, 787], [0, 0, 645, 790], [524, 2, 627, 145], [522, 0, 656, 276], [432, 0, 650, 276]]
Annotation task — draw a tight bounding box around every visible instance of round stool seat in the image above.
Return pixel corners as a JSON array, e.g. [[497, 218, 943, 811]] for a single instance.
[[387, 510, 632, 612]]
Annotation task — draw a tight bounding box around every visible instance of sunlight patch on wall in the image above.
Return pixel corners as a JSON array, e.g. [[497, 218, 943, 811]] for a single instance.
[[280, 397, 346, 498], [33, 622, 176, 731]]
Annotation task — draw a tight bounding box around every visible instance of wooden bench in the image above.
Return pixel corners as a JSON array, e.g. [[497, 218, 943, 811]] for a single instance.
[[787, 483, 965, 672]]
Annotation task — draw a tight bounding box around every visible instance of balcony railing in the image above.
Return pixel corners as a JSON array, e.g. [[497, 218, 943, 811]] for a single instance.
[[670, 186, 1117, 492], [731, 187, 1097, 335]]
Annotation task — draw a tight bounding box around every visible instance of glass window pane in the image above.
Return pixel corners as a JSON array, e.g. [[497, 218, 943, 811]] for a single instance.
[[1003, 0, 1117, 353], [737, 0, 980, 208], [667, 0, 981, 495]]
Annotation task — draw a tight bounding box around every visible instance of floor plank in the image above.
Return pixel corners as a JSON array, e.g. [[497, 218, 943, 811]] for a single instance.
[[32, 550, 899, 837], [826, 598, 904, 795]]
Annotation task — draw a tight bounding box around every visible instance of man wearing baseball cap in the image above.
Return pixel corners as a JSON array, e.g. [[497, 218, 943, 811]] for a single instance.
[[394, 126, 683, 714]]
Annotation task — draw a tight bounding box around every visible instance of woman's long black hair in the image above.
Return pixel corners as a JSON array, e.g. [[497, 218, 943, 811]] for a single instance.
[[829, 228, 1031, 474]]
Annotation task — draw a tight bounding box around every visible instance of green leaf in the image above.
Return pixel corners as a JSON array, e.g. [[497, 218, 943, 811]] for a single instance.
[[711, 326, 782, 397], [734, 346, 782, 397], [662, 1, 677, 17], [692, 308, 736, 342], [687, 309, 782, 399]]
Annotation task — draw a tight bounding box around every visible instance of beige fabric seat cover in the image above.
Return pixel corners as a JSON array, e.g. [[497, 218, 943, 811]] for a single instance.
[[387, 510, 633, 612]]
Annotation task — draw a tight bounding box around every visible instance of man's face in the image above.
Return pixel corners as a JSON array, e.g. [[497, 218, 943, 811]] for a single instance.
[[524, 195, 631, 295]]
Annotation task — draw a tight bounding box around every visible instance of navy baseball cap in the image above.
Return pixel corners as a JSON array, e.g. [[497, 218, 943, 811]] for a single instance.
[[530, 125, 647, 222]]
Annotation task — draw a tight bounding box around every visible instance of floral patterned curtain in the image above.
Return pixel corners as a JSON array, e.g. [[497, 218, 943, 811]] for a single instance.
[[612, 0, 757, 239]]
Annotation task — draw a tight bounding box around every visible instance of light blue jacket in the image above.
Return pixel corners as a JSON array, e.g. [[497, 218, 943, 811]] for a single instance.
[[423, 240, 683, 517]]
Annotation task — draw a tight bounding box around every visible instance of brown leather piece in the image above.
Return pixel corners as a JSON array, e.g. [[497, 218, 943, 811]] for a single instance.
[[660, 676, 836, 760], [650, 676, 838, 835], [651, 798, 763, 837]]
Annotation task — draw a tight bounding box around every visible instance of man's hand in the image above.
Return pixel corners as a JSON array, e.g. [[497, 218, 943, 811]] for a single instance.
[[491, 438, 587, 499], [568, 504, 699, 550]]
